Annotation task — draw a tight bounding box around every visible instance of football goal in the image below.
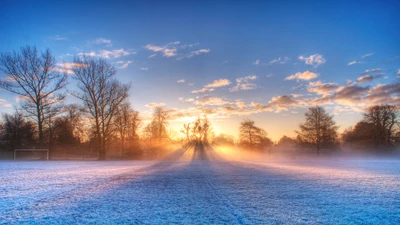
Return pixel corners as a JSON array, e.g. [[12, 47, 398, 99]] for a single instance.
[[14, 149, 49, 160]]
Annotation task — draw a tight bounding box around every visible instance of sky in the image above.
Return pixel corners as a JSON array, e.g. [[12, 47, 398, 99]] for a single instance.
[[0, 0, 399, 141]]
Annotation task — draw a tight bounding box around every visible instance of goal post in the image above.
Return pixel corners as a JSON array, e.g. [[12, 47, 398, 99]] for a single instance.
[[14, 149, 49, 160]]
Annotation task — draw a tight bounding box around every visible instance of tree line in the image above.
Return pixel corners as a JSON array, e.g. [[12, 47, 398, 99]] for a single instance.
[[0, 46, 399, 159]]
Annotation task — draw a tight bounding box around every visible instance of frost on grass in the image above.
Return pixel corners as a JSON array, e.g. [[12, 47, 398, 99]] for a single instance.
[[0, 150, 399, 224]]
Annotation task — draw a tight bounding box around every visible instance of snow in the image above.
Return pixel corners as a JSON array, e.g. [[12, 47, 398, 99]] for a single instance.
[[0, 148, 399, 224]]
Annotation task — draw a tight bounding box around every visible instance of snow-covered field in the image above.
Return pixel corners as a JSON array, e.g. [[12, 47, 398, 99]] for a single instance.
[[1, 148, 399, 224]]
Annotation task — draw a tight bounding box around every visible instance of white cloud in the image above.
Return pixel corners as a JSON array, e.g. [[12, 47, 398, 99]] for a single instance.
[[230, 75, 257, 92], [192, 87, 214, 94], [78, 49, 134, 58], [145, 102, 166, 108], [192, 78, 231, 93], [187, 49, 210, 58], [347, 61, 362, 66], [78, 52, 97, 57], [0, 99, 12, 108], [194, 96, 231, 106], [50, 35, 68, 41], [269, 56, 290, 65], [145, 44, 177, 57], [163, 48, 177, 57], [285, 71, 319, 81], [253, 59, 260, 65], [120, 60, 133, 69], [360, 68, 382, 76], [146, 42, 209, 59], [54, 62, 87, 75], [141, 67, 148, 71], [91, 38, 112, 47], [177, 79, 185, 83], [148, 54, 157, 59], [308, 81, 339, 95], [299, 54, 326, 67], [204, 79, 231, 88], [99, 49, 133, 58], [361, 52, 374, 59]]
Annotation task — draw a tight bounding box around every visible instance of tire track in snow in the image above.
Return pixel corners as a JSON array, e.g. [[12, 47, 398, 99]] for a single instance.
[[198, 166, 246, 225]]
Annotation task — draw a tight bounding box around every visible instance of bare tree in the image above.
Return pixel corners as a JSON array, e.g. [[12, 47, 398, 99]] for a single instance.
[[71, 55, 130, 160], [143, 107, 169, 144], [0, 45, 68, 145], [180, 123, 191, 143], [362, 105, 399, 147], [297, 106, 338, 155], [239, 119, 272, 150], [114, 102, 141, 158]]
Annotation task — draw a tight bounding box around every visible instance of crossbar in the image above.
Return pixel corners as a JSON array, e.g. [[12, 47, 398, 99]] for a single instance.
[[14, 149, 49, 160]]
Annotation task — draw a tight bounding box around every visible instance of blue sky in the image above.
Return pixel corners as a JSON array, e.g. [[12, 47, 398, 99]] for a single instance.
[[0, 0, 399, 140]]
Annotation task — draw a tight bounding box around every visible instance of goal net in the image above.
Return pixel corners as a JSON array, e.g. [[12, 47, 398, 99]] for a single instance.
[[14, 149, 49, 160]]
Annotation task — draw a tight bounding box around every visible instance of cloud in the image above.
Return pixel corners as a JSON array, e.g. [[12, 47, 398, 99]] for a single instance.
[[77, 52, 97, 57], [186, 49, 210, 58], [334, 85, 372, 105], [163, 48, 177, 57], [145, 43, 178, 57], [360, 68, 382, 76], [361, 52, 374, 59], [299, 54, 326, 67], [141, 67, 148, 71], [145, 102, 166, 108], [192, 78, 231, 93], [145, 42, 209, 59], [177, 79, 185, 83], [309, 81, 400, 109], [192, 87, 214, 94], [230, 75, 257, 92], [0, 99, 12, 108], [285, 71, 319, 81], [347, 61, 362, 66], [266, 95, 301, 112], [99, 49, 133, 58], [235, 101, 247, 109], [308, 81, 339, 95], [78, 49, 134, 58], [356, 74, 383, 83], [194, 96, 232, 106], [120, 60, 133, 69], [53, 62, 87, 75], [90, 38, 112, 47], [50, 35, 68, 41], [253, 59, 260, 65], [205, 79, 231, 88], [269, 56, 290, 65], [58, 62, 86, 69]]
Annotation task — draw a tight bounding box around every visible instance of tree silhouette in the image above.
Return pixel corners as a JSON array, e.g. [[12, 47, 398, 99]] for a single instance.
[[0, 111, 36, 150], [144, 107, 170, 144], [239, 119, 272, 150], [342, 105, 399, 149], [71, 55, 130, 160], [113, 102, 141, 158], [296, 106, 338, 155], [0, 45, 68, 146], [363, 105, 399, 147]]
